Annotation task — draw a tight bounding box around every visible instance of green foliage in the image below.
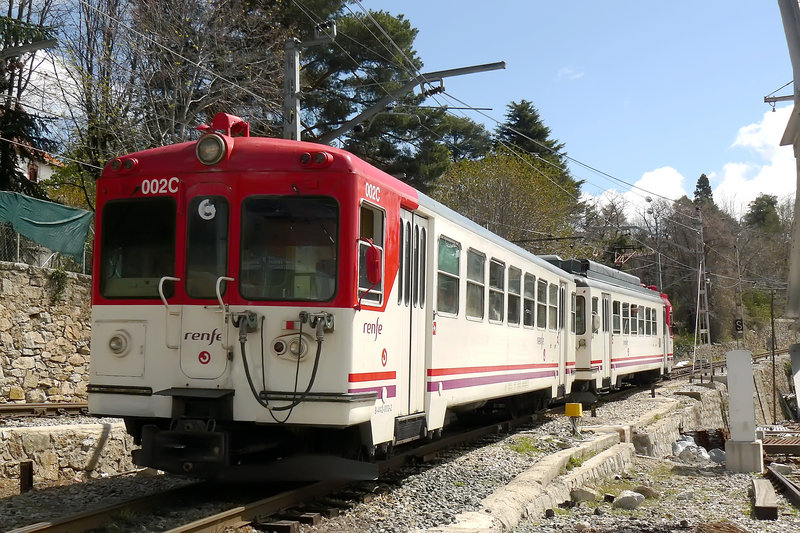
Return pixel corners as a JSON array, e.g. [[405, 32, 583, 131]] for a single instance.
[[744, 194, 781, 234], [742, 289, 771, 324], [429, 150, 581, 255], [693, 173, 713, 205], [508, 436, 541, 455], [47, 268, 68, 304], [566, 455, 583, 470]]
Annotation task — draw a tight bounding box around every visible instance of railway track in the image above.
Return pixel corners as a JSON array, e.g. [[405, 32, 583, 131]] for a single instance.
[[0, 402, 88, 418], [6, 411, 541, 533], [669, 347, 789, 381]]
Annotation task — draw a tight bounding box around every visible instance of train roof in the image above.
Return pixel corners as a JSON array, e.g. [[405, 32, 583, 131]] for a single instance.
[[416, 192, 569, 278], [542, 256, 661, 300]]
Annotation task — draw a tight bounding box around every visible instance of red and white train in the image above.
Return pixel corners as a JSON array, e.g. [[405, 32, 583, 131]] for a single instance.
[[88, 113, 673, 480]]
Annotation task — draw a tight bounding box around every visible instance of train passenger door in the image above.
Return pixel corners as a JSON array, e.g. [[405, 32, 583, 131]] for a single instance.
[[398, 209, 428, 416], [179, 184, 232, 380], [559, 283, 567, 392], [602, 293, 611, 384]]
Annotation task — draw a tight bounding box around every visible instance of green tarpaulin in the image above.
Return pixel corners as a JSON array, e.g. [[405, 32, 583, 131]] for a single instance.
[[0, 191, 93, 260]]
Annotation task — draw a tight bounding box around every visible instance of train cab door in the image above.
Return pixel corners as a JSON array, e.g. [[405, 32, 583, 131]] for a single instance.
[[179, 184, 232, 380], [397, 209, 428, 418]]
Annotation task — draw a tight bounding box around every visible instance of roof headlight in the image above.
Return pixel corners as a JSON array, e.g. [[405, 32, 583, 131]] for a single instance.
[[196, 134, 226, 165]]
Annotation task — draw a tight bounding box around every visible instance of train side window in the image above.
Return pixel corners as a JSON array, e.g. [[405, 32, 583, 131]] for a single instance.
[[466, 249, 485, 320], [637, 306, 645, 335], [489, 259, 505, 323], [548, 283, 558, 331], [523, 274, 536, 327], [645, 308, 652, 335], [592, 296, 599, 333], [652, 308, 658, 336], [537, 279, 548, 328], [358, 203, 385, 304], [508, 267, 521, 326], [630, 304, 638, 335], [612, 301, 621, 334], [622, 303, 630, 334], [437, 236, 460, 315], [575, 295, 586, 335]]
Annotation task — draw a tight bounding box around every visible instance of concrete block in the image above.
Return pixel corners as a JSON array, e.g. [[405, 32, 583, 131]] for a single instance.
[[725, 440, 763, 473], [726, 350, 756, 442]]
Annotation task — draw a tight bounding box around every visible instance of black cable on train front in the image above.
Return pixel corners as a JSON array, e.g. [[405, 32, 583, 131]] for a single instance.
[[238, 315, 324, 420]]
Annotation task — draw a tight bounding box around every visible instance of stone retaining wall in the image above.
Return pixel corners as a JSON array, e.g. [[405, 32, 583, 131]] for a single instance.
[[0, 423, 135, 481], [0, 261, 91, 403]]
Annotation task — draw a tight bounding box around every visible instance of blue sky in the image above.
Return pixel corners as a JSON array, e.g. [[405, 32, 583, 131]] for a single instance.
[[364, 1, 796, 217]]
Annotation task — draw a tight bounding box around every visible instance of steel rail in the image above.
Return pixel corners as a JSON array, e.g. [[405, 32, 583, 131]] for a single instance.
[[0, 402, 89, 418], [6, 482, 208, 533]]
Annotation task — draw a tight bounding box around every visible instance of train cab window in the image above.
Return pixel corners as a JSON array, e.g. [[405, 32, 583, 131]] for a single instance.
[[536, 279, 548, 328], [437, 237, 460, 315], [508, 267, 521, 325], [548, 283, 558, 331], [186, 196, 229, 299], [612, 301, 621, 334], [404, 220, 412, 305], [591, 297, 599, 333], [622, 303, 630, 334], [100, 197, 176, 298], [466, 249, 485, 319], [358, 203, 385, 304], [240, 197, 338, 301], [523, 274, 536, 327], [489, 259, 505, 323], [398, 222, 404, 305], [575, 295, 586, 335]]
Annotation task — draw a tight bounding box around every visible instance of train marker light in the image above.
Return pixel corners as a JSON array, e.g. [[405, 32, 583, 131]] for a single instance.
[[196, 134, 226, 165], [108, 330, 131, 356], [299, 152, 312, 165], [110, 158, 122, 171], [122, 158, 138, 170]]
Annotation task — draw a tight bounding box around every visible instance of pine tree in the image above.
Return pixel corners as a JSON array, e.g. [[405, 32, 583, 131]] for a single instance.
[[693, 173, 713, 205]]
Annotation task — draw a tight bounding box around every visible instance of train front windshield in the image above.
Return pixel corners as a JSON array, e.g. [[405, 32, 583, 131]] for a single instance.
[[99, 198, 176, 298], [240, 196, 338, 301]]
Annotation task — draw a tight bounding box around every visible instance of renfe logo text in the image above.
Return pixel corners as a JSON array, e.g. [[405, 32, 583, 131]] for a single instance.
[[184, 329, 222, 346], [363, 317, 383, 341]]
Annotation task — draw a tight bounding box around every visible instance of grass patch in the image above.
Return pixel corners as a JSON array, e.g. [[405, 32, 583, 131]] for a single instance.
[[508, 436, 541, 455]]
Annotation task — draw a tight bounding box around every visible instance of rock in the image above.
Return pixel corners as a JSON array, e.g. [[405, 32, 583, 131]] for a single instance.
[[613, 490, 645, 510], [544, 508, 555, 518], [770, 462, 793, 475], [26, 388, 46, 403], [594, 507, 605, 516], [571, 487, 600, 503], [574, 521, 591, 532], [8, 386, 24, 400], [708, 448, 726, 464], [633, 485, 660, 499], [677, 489, 695, 500], [603, 493, 615, 503]]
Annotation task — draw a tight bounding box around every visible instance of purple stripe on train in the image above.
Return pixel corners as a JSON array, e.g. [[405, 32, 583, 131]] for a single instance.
[[348, 385, 397, 398], [427, 370, 557, 392], [611, 359, 663, 370]]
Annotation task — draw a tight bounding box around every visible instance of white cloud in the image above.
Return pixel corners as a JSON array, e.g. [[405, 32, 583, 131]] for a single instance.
[[714, 106, 796, 217], [581, 166, 688, 221], [556, 67, 584, 81]]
